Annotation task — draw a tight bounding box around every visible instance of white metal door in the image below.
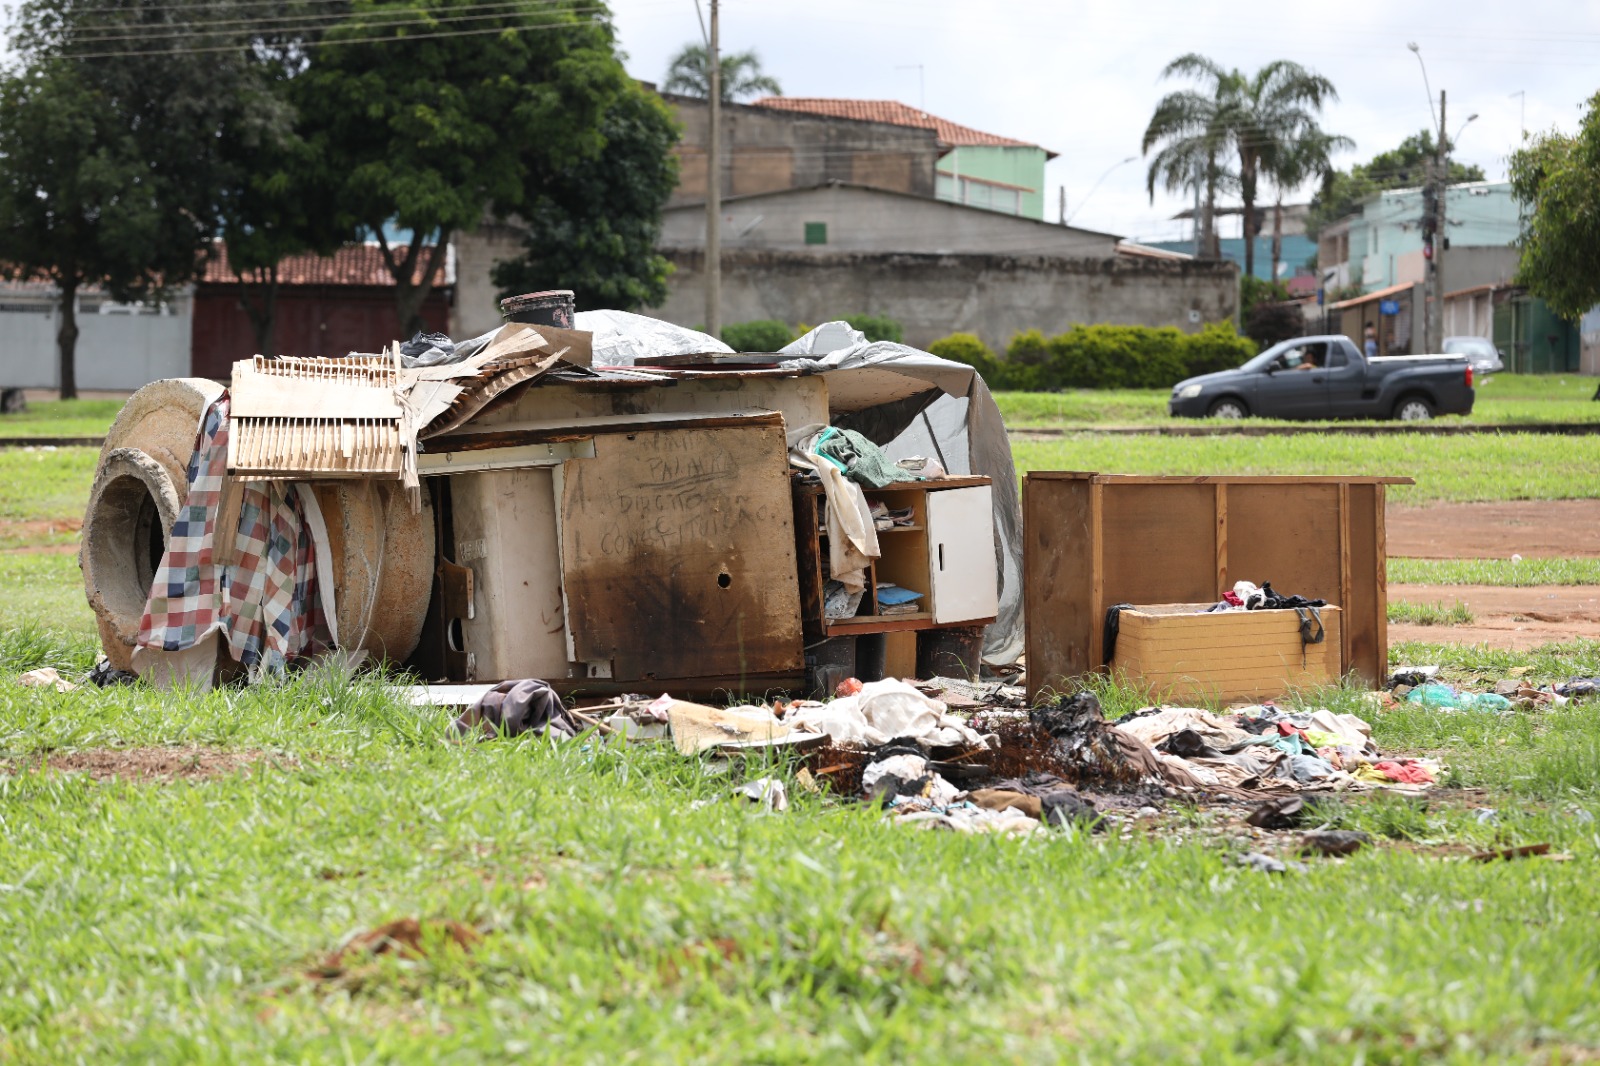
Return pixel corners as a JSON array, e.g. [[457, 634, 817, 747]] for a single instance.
[[926, 485, 999, 624]]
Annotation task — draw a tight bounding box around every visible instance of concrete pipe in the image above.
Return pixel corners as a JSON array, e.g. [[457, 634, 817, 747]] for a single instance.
[[307, 481, 435, 666], [98, 377, 226, 491], [81, 448, 184, 670], [82, 379, 222, 670]]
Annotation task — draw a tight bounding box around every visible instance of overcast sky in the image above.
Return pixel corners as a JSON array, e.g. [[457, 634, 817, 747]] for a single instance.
[[611, 0, 1600, 242], [3, 0, 1595, 243]]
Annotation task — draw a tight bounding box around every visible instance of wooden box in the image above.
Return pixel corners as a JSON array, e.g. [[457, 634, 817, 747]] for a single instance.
[[1024, 472, 1412, 700], [1111, 603, 1343, 703]]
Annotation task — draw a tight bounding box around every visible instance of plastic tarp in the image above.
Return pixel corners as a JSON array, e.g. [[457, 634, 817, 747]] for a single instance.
[[570, 315, 1023, 665]]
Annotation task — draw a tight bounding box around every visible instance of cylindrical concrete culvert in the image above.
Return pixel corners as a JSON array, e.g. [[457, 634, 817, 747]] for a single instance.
[[82, 379, 436, 672]]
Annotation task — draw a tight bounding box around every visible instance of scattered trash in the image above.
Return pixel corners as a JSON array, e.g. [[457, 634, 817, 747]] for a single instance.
[[1404, 684, 1513, 713], [1238, 852, 1309, 875], [87, 659, 138, 688], [1300, 829, 1371, 857], [785, 679, 989, 749], [452, 679, 584, 740], [1470, 843, 1561, 863], [1247, 796, 1307, 830], [17, 667, 76, 693], [733, 777, 789, 812], [1387, 665, 1439, 687]]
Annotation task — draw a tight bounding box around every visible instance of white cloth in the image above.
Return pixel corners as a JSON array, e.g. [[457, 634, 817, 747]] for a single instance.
[[787, 679, 988, 749], [787, 423, 879, 595]]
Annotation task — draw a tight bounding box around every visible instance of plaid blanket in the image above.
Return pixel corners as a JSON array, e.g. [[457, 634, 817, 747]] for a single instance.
[[137, 395, 329, 670]]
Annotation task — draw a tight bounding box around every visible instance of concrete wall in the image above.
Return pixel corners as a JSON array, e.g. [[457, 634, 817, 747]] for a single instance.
[[0, 284, 191, 391], [665, 94, 941, 208], [651, 249, 1239, 350], [451, 220, 526, 338], [935, 145, 1049, 220], [659, 184, 1118, 258]]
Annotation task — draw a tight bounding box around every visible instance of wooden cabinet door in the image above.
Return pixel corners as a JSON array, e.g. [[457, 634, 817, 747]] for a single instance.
[[926, 485, 998, 624]]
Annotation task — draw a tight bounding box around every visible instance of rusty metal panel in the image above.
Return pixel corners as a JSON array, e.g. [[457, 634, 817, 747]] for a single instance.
[[559, 423, 803, 682]]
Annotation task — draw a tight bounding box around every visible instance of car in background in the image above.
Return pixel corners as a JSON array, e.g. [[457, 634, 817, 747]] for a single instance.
[[1442, 336, 1505, 376], [1168, 334, 1476, 421]]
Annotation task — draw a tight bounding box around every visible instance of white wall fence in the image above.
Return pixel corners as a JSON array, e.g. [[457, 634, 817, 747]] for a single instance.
[[0, 284, 191, 392]]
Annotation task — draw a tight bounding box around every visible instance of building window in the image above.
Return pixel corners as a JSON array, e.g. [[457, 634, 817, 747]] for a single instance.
[[804, 221, 827, 245], [936, 174, 1026, 216], [935, 174, 956, 201]]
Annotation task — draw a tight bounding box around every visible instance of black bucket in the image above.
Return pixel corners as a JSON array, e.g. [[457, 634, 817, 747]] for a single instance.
[[805, 636, 857, 700], [500, 290, 575, 328], [916, 626, 984, 680]]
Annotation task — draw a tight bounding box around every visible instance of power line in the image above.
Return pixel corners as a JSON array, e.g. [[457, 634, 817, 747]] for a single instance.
[[56, 0, 588, 41], [39, 14, 614, 58]]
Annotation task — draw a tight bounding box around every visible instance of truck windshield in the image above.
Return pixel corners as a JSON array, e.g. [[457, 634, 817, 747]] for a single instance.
[[1240, 339, 1309, 372]]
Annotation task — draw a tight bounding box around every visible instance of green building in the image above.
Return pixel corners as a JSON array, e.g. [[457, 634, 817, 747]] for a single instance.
[[751, 98, 1055, 220]]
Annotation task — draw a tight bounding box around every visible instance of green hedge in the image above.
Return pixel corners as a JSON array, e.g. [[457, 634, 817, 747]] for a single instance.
[[720, 319, 794, 352], [928, 322, 1253, 390]]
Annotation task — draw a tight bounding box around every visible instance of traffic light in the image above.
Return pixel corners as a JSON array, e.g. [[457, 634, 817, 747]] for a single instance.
[[1421, 185, 1438, 240]]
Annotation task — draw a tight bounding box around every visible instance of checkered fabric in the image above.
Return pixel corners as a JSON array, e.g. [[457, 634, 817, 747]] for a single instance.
[[137, 395, 329, 670]]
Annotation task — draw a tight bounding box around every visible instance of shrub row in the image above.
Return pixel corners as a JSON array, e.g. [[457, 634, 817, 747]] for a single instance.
[[927, 322, 1254, 390], [719, 314, 905, 352]]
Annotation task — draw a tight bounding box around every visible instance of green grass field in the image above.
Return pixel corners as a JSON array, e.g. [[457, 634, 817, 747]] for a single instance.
[[0, 399, 123, 439], [1012, 432, 1600, 506], [4, 399, 1599, 1059], [996, 373, 1600, 428]]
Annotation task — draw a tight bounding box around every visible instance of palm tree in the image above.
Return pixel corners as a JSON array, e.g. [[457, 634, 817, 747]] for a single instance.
[[1267, 128, 1353, 280], [1142, 86, 1234, 259], [1145, 54, 1343, 277], [662, 45, 781, 103]]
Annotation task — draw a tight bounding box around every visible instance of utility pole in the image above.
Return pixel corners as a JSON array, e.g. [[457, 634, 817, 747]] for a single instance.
[[1058, 187, 1066, 226], [704, 0, 721, 339], [1423, 89, 1446, 353]]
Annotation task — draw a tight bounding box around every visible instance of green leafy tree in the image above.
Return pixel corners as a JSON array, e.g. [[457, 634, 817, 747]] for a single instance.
[[0, 0, 285, 397], [1509, 92, 1600, 320], [1265, 128, 1351, 278], [298, 0, 633, 336], [1307, 131, 1485, 239], [492, 85, 679, 314], [661, 44, 781, 102], [1146, 54, 1343, 277], [1142, 82, 1235, 259]]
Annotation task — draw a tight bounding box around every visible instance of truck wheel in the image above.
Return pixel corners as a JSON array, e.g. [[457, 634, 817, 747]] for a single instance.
[[1208, 398, 1248, 419], [1393, 396, 1435, 422]]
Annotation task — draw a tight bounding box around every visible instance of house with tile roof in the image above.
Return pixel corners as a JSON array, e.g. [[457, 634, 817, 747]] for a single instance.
[[749, 97, 1056, 220]]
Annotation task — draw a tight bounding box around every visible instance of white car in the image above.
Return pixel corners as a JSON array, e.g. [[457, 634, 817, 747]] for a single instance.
[[1442, 336, 1505, 376]]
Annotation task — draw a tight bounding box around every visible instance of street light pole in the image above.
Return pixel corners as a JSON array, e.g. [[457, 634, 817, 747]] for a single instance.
[[704, 0, 721, 340], [1408, 43, 1445, 353], [1064, 156, 1137, 226]]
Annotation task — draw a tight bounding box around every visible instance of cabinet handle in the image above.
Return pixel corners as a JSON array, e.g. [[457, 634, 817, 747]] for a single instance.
[[938, 543, 944, 571]]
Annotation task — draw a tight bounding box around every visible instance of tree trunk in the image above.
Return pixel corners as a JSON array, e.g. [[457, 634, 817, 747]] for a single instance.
[[384, 230, 453, 339], [1271, 196, 1284, 283], [57, 277, 80, 401], [1240, 157, 1257, 279], [238, 266, 280, 356]]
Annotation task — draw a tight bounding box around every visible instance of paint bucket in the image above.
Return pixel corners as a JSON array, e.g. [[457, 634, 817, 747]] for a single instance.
[[500, 290, 575, 328]]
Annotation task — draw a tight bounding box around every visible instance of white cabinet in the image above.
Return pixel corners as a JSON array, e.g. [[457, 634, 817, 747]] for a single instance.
[[926, 484, 998, 624]]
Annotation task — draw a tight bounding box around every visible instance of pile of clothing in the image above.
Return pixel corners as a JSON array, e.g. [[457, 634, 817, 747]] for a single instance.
[[1113, 703, 1440, 790]]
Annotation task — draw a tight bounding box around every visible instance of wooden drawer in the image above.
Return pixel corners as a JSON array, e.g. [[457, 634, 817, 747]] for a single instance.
[[1110, 603, 1342, 704]]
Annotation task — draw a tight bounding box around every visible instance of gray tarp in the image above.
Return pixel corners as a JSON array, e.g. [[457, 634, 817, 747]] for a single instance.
[[572, 314, 1023, 666]]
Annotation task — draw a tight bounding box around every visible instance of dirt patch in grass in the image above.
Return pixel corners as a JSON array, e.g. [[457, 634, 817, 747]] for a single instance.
[[15, 746, 294, 782], [1390, 583, 1600, 649], [1388, 499, 1600, 559]]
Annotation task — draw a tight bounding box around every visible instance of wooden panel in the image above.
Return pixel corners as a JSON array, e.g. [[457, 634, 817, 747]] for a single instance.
[[885, 631, 917, 680], [560, 425, 803, 681], [791, 481, 827, 644], [925, 485, 999, 624], [1023, 475, 1095, 700], [451, 467, 572, 682], [1113, 606, 1342, 703], [1226, 483, 1344, 605], [1345, 483, 1383, 686], [1099, 483, 1217, 605]]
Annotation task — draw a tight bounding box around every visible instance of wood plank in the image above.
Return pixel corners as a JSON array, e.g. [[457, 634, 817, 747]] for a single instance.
[[791, 480, 827, 644], [560, 424, 803, 681], [884, 631, 917, 680], [1023, 474, 1095, 701], [825, 614, 995, 636], [1338, 482, 1352, 680], [1088, 480, 1105, 669], [431, 410, 784, 453], [1215, 482, 1229, 596], [1100, 483, 1217, 607]]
